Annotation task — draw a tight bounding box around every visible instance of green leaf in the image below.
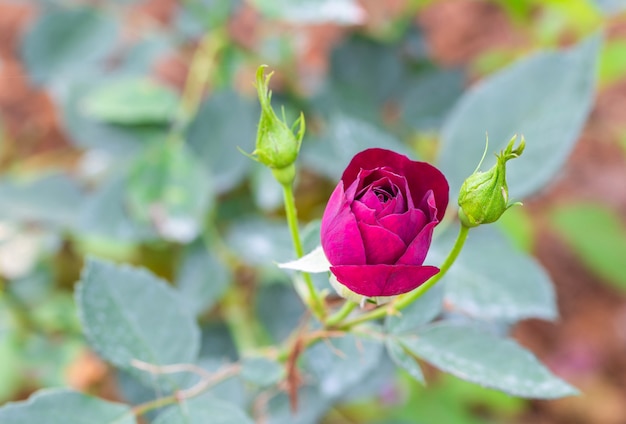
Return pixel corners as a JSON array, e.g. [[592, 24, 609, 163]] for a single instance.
[[186, 90, 259, 193], [430, 225, 557, 322], [599, 40, 626, 85], [21, 7, 117, 84], [0, 388, 135, 424], [386, 284, 443, 334], [63, 81, 165, 156], [439, 34, 600, 201], [82, 78, 179, 125], [265, 386, 331, 424], [153, 395, 253, 424], [78, 176, 156, 244], [550, 203, 626, 291], [76, 258, 200, 390], [302, 114, 412, 180], [305, 333, 383, 400], [250, 0, 364, 24], [386, 339, 425, 384], [256, 284, 306, 343], [0, 174, 83, 229], [400, 68, 464, 132], [225, 219, 293, 266], [400, 322, 578, 399], [278, 246, 330, 273], [241, 356, 284, 387], [176, 242, 231, 316], [250, 164, 283, 212], [126, 142, 213, 243]]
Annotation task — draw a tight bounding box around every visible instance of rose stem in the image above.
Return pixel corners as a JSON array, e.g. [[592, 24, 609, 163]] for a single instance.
[[282, 183, 326, 320], [336, 223, 470, 330], [325, 301, 357, 327]]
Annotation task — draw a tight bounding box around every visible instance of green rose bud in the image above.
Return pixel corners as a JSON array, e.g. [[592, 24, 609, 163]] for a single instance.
[[458, 135, 525, 227], [246, 65, 305, 185]]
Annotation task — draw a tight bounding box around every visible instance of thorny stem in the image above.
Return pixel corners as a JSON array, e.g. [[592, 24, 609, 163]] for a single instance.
[[130, 360, 241, 417], [282, 183, 326, 321], [335, 224, 471, 330]]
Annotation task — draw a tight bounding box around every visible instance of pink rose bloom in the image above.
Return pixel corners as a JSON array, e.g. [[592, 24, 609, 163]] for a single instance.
[[321, 148, 449, 297]]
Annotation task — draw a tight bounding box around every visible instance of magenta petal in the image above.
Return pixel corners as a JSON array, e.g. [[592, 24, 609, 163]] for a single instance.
[[358, 222, 407, 265], [418, 190, 438, 221], [396, 221, 437, 266], [321, 182, 366, 265], [359, 188, 384, 210], [330, 264, 440, 297], [351, 201, 377, 225], [379, 209, 427, 245], [341, 149, 448, 222]]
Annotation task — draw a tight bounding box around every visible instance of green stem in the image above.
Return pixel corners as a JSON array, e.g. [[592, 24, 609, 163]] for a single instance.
[[169, 30, 226, 141], [281, 183, 326, 320], [221, 285, 267, 354], [325, 301, 357, 327], [337, 224, 471, 330]]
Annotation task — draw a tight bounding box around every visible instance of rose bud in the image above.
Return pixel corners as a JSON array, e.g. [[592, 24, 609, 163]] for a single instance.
[[248, 65, 305, 186], [458, 135, 525, 228], [320, 148, 449, 300]]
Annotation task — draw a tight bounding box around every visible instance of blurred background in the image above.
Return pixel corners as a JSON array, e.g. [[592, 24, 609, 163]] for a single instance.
[[1, 0, 626, 423]]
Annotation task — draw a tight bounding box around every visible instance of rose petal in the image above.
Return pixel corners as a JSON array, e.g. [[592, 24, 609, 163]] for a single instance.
[[379, 209, 427, 245], [396, 221, 437, 266], [330, 264, 440, 297], [419, 190, 438, 221], [359, 188, 385, 210], [351, 201, 377, 225], [321, 182, 366, 265], [358, 222, 407, 264], [341, 149, 448, 222]]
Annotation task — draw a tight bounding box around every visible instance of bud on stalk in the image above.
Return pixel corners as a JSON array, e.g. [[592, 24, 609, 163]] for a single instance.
[[458, 135, 525, 227]]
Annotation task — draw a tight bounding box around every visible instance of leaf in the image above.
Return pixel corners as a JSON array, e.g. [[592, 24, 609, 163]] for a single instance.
[[126, 142, 213, 243], [250, 0, 365, 24], [0, 388, 135, 424], [62, 80, 165, 156], [265, 386, 332, 424], [82, 78, 179, 125], [304, 333, 383, 400], [186, 90, 259, 194], [225, 219, 293, 266], [21, 7, 117, 84], [386, 339, 425, 384], [550, 203, 626, 291], [277, 246, 330, 273], [0, 174, 84, 229], [439, 34, 601, 201], [256, 284, 306, 343], [153, 395, 253, 424], [386, 283, 443, 334], [429, 225, 557, 322], [250, 164, 283, 212], [302, 114, 412, 180], [176, 242, 231, 316], [76, 258, 200, 390], [399, 68, 464, 132], [241, 356, 284, 387], [400, 322, 578, 399], [78, 176, 157, 244]]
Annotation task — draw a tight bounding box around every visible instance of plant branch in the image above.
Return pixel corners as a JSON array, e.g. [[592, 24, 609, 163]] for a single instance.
[[282, 183, 326, 320], [336, 224, 471, 330], [130, 360, 241, 417]]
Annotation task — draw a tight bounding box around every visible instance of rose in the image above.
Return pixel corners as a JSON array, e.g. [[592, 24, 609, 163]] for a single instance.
[[320, 148, 449, 298]]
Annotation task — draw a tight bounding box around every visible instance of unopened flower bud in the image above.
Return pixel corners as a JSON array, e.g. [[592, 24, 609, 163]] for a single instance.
[[246, 65, 305, 184], [458, 135, 525, 227]]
